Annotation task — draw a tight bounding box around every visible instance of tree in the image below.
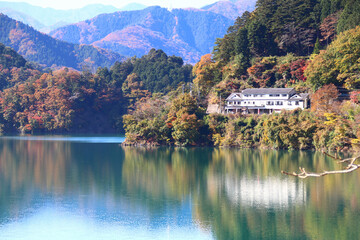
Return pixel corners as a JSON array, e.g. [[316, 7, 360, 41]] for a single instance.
[[247, 20, 277, 56], [192, 54, 220, 98], [337, 0, 360, 33], [312, 38, 320, 54], [122, 73, 144, 97], [167, 93, 205, 146], [319, 12, 340, 46], [310, 84, 339, 114], [132, 49, 192, 93], [305, 26, 360, 90]]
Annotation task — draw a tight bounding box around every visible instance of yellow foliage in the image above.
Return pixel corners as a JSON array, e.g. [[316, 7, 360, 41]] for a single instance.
[[323, 112, 338, 125]]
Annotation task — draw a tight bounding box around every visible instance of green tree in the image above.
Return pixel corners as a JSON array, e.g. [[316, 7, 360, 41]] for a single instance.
[[312, 38, 320, 54], [305, 26, 360, 90], [167, 93, 205, 146], [337, 0, 360, 33]]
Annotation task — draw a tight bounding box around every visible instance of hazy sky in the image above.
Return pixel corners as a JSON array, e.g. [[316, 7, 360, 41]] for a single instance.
[[6, 0, 220, 9]]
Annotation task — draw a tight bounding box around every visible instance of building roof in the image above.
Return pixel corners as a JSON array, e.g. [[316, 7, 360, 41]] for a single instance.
[[226, 93, 242, 100], [289, 93, 309, 100], [299, 93, 309, 99], [242, 88, 295, 95]]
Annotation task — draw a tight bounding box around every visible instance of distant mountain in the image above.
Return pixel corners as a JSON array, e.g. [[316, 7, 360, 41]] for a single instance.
[[0, 7, 69, 33], [0, 2, 133, 32], [0, 8, 45, 30], [202, 0, 257, 20], [50, 6, 234, 63], [0, 14, 124, 70]]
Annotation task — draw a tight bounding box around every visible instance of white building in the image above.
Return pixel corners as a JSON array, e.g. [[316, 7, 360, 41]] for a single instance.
[[225, 88, 309, 114]]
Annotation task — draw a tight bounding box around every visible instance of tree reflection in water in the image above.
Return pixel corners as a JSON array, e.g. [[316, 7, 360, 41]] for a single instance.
[[0, 138, 360, 239]]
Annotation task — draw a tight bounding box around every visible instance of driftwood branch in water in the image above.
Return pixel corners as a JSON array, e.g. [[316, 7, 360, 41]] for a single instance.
[[281, 153, 360, 179]]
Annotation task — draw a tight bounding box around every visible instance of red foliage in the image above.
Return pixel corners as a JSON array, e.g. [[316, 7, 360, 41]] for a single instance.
[[289, 59, 307, 82], [319, 12, 340, 45], [350, 91, 360, 104]]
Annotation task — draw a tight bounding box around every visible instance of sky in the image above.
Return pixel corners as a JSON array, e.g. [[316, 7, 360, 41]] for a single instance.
[[5, 0, 220, 9]]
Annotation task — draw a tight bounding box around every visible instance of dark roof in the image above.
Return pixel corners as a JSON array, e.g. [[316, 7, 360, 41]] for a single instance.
[[242, 88, 295, 95]]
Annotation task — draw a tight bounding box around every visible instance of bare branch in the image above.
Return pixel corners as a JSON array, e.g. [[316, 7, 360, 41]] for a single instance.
[[322, 151, 342, 161], [281, 154, 360, 179]]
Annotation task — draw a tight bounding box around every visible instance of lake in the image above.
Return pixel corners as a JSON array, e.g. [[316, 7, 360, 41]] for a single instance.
[[0, 136, 359, 240]]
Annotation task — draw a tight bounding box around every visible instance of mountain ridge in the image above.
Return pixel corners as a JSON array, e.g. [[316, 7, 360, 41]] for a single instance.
[[50, 6, 236, 63], [202, 0, 256, 19], [0, 1, 147, 32]]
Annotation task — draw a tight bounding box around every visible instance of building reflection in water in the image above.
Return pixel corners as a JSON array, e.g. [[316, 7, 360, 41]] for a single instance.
[[224, 176, 306, 208]]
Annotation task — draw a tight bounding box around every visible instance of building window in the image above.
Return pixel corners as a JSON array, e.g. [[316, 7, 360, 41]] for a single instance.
[[288, 101, 292, 105], [282, 94, 287, 97], [253, 94, 258, 97], [267, 101, 274, 105], [270, 94, 280, 97], [295, 101, 299, 105], [276, 101, 283, 105]]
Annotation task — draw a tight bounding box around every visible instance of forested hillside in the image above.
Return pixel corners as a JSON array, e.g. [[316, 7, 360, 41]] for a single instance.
[[0, 14, 124, 70], [0, 46, 192, 134], [123, 0, 360, 151], [192, 0, 360, 101], [213, 0, 360, 60]]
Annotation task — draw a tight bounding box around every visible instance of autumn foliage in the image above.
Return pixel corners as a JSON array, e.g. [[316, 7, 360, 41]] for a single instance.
[[0, 68, 127, 133], [310, 84, 339, 114]]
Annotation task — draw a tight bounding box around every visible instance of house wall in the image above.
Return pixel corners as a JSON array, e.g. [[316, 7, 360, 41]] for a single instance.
[[227, 99, 305, 111], [225, 89, 308, 114]]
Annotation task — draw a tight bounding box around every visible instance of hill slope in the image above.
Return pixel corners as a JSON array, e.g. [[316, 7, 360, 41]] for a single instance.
[[0, 8, 45, 30], [0, 14, 124, 70], [0, 42, 26, 69], [50, 6, 235, 63]]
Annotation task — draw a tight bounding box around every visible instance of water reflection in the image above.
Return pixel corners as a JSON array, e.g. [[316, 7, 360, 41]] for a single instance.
[[224, 176, 306, 208], [0, 137, 360, 239], [1, 135, 125, 143]]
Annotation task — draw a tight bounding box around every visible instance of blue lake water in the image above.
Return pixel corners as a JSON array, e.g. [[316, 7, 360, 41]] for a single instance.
[[0, 136, 359, 239]]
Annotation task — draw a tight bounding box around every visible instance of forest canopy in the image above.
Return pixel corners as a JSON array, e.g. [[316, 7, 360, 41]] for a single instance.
[[0, 47, 192, 134]]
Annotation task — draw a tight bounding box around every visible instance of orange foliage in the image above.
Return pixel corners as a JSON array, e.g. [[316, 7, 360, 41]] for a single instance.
[[0, 68, 126, 133], [311, 84, 339, 114]]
